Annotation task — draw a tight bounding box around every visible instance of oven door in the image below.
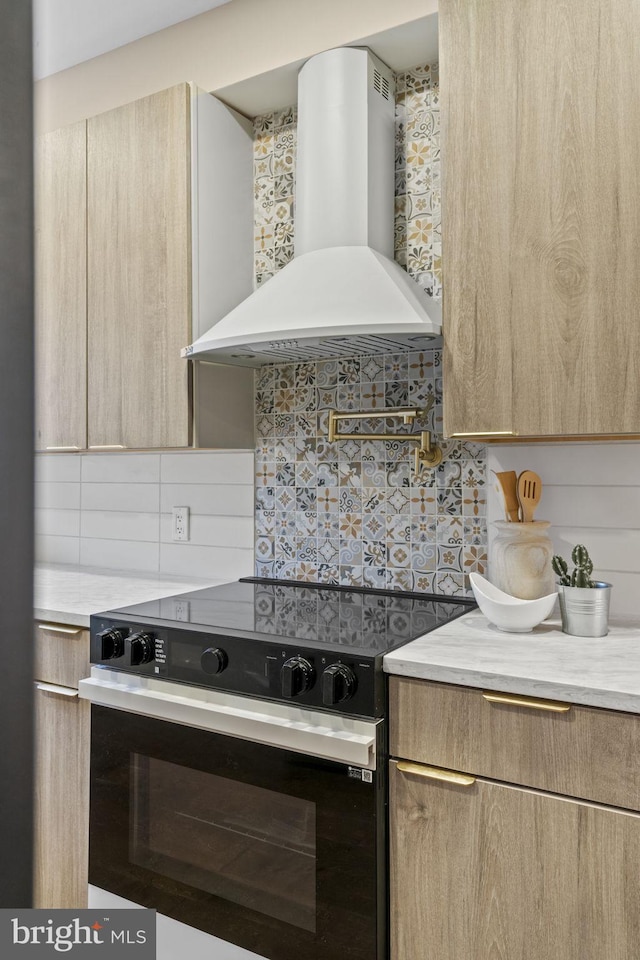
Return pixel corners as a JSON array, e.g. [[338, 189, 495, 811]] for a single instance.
[[80, 670, 386, 960]]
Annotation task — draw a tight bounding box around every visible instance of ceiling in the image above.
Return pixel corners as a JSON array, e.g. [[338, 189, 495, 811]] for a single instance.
[[32, 0, 233, 80]]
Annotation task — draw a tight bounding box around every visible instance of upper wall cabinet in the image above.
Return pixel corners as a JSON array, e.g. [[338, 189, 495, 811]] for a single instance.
[[35, 122, 87, 451], [441, 0, 640, 439], [87, 84, 192, 448], [35, 82, 255, 452]]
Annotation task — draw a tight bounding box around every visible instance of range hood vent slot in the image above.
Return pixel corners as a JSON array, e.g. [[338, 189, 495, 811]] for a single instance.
[[222, 333, 439, 366], [373, 68, 391, 101]]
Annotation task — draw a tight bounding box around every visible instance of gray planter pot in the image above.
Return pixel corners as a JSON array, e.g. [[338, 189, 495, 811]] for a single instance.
[[557, 581, 612, 637]]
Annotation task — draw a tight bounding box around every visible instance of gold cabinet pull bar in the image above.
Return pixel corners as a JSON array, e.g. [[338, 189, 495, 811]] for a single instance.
[[396, 761, 475, 786], [482, 691, 571, 713], [38, 624, 83, 636], [450, 431, 517, 438]]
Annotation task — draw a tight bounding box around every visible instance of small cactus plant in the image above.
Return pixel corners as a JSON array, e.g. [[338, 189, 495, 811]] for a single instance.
[[552, 544, 595, 588]]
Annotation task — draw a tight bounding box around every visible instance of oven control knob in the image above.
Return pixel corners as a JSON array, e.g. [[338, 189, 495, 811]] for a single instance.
[[322, 663, 357, 705], [126, 632, 154, 666], [97, 627, 126, 660], [281, 657, 315, 698], [201, 647, 228, 675]]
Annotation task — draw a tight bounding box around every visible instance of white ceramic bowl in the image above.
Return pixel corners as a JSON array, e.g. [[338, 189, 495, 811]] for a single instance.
[[469, 573, 557, 633]]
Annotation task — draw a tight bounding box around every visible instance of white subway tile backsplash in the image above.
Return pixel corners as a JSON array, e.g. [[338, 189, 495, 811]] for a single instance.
[[81, 483, 160, 513], [487, 443, 640, 617], [160, 451, 254, 485], [551, 527, 640, 574], [80, 510, 160, 543], [35, 535, 81, 565], [35, 451, 255, 579], [35, 454, 81, 484], [159, 483, 254, 516], [489, 443, 640, 486], [81, 453, 161, 484], [34, 482, 81, 510], [595, 572, 640, 617], [35, 509, 81, 538], [160, 543, 253, 580], [540, 486, 640, 530], [80, 538, 160, 572], [160, 514, 254, 549]]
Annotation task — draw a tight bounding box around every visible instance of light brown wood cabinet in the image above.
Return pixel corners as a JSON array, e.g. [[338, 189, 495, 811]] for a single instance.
[[389, 676, 640, 960], [87, 84, 192, 448], [34, 121, 87, 452], [35, 82, 255, 452], [440, 0, 640, 439], [33, 622, 90, 908]]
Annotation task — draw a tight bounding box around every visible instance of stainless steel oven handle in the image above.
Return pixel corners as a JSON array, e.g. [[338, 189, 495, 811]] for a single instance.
[[78, 668, 379, 769]]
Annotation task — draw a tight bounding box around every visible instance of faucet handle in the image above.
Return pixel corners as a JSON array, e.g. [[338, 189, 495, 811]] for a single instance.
[[416, 394, 436, 425]]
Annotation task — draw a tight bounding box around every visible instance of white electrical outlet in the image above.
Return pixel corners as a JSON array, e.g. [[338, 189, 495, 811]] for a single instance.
[[172, 506, 190, 541], [173, 599, 191, 621]]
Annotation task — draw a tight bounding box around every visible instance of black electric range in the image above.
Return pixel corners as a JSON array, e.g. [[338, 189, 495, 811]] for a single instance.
[[90, 577, 475, 720]]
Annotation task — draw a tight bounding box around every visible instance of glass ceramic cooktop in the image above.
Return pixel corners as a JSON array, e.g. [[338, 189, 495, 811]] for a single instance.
[[104, 578, 474, 656]]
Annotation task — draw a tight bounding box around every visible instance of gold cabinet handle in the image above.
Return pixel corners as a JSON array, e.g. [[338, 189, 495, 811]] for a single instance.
[[396, 761, 475, 787], [38, 624, 83, 636], [36, 682, 78, 698], [450, 431, 518, 438], [482, 691, 571, 713]]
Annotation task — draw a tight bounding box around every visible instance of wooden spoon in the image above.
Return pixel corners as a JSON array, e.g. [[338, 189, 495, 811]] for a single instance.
[[493, 470, 520, 522], [517, 470, 542, 522]]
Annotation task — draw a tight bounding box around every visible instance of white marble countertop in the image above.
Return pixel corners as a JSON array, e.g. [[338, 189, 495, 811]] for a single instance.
[[384, 611, 640, 714], [34, 563, 223, 627]]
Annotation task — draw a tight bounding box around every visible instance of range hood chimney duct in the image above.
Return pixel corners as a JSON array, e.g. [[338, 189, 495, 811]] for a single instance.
[[183, 47, 442, 367], [295, 47, 394, 258]]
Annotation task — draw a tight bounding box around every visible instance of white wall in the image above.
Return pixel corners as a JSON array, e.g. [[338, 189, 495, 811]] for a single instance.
[[488, 443, 640, 616], [35, 451, 255, 580], [34, 0, 435, 133]]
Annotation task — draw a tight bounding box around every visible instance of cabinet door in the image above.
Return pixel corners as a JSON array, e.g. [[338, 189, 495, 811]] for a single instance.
[[390, 760, 640, 960], [34, 122, 87, 451], [441, 0, 640, 438], [34, 684, 89, 908], [87, 84, 192, 449]]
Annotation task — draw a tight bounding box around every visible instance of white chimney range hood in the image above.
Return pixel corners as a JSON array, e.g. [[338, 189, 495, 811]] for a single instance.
[[183, 46, 442, 367]]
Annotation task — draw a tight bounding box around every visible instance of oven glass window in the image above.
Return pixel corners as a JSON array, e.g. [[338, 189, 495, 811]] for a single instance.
[[130, 754, 317, 932]]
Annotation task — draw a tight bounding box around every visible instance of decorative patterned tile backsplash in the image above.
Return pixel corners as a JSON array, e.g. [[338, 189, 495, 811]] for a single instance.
[[254, 106, 296, 287], [253, 63, 487, 596], [394, 62, 441, 298]]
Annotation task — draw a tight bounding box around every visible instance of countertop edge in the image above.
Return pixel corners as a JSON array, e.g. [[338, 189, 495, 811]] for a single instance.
[[34, 607, 91, 629], [383, 610, 640, 715]]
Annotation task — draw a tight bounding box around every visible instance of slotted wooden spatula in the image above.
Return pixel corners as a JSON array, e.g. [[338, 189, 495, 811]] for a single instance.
[[493, 470, 520, 522], [517, 470, 542, 522]]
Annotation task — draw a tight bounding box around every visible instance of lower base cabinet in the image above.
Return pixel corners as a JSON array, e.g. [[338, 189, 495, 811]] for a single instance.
[[389, 677, 640, 960], [34, 686, 89, 908], [390, 761, 640, 960], [33, 623, 90, 908]]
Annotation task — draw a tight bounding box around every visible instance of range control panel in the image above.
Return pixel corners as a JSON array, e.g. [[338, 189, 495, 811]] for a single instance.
[[90, 617, 382, 718]]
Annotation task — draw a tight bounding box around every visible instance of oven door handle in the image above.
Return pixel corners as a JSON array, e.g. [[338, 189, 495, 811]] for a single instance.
[[78, 669, 379, 769]]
